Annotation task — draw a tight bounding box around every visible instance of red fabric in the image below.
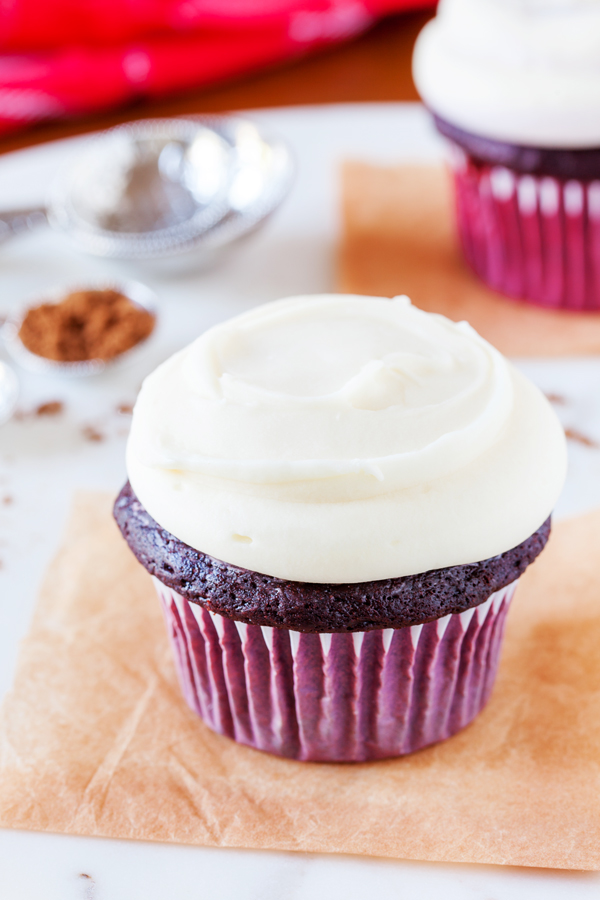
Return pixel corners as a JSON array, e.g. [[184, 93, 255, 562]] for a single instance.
[[0, 0, 434, 136]]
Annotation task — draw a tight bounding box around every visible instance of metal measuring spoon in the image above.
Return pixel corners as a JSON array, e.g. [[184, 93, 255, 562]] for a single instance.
[[3, 279, 159, 378], [0, 117, 294, 262]]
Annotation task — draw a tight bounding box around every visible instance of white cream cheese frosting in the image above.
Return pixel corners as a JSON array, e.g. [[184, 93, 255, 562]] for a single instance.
[[413, 0, 600, 148], [127, 294, 566, 583]]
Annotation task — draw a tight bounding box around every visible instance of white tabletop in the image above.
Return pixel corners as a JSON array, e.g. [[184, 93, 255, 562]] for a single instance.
[[1, 103, 599, 898]]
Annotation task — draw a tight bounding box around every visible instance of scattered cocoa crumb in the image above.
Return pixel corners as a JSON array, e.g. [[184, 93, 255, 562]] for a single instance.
[[565, 427, 599, 449], [545, 392, 566, 405], [12, 401, 64, 420], [18, 288, 155, 363], [2, 495, 13, 505], [81, 425, 104, 443], [35, 400, 63, 416], [117, 403, 134, 415]]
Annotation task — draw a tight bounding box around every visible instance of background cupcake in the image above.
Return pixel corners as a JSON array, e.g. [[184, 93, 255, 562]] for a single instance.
[[413, 0, 600, 311], [115, 294, 566, 761]]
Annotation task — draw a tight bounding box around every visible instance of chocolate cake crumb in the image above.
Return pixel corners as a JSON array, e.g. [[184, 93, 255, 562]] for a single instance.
[[82, 425, 104, 443], [565, 428, 599, 449], [18, 288, 155, 363], [114, 482, 551, 633], [35, 400, 63, 416], [117, 403, 134, 415], [12, 401, 64, 419], [545, 393, 566, 405], [2, 495, 13, 505]]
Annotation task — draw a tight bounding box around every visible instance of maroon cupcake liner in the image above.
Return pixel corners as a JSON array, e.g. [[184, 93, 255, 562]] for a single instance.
[[154, 576, 517, 761], [448, 144, 600, 311]]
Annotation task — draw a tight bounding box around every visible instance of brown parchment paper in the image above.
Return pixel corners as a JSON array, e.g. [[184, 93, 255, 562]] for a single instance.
[[339, 162, 600, 357], [1, 491, 600, 870]]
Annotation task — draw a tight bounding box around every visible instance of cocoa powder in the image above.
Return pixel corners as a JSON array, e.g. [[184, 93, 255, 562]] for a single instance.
[[18, 289, 155, 363], [35, 401, 63, 416]]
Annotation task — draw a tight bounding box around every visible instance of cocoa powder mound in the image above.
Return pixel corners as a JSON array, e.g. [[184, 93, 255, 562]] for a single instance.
[[18, 289, 155, 363]]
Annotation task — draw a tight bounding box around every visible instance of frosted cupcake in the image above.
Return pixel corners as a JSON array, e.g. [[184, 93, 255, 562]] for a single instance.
[[413, 0, 600, 310], [114, 294, 566, 761]]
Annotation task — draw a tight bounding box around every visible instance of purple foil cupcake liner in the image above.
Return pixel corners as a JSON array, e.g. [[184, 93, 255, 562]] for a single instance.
[[449, 145, 600, 311], [153, 578, 517, 761]]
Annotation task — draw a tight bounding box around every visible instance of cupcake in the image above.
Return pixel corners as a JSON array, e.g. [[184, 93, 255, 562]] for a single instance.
[[114, 294, 566, 761], [413, 0, 600, 310]]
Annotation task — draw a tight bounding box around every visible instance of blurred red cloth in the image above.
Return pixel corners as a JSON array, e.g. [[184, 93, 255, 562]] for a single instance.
[[0, 0, 433, 135]]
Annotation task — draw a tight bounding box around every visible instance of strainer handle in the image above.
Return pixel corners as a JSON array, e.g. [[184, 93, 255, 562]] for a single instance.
[[0, 207, 47, 243]]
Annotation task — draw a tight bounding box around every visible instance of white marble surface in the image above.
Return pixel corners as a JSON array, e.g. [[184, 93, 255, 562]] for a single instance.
[[0, 103, 599, 897]]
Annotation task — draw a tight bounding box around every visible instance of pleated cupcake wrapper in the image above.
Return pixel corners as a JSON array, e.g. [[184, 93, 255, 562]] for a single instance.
[[448, 143, 600, 311], [154, 577, 517, 761]]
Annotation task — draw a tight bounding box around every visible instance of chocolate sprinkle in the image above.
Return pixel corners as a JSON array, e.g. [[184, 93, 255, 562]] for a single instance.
[[114, 482, 550, 633]]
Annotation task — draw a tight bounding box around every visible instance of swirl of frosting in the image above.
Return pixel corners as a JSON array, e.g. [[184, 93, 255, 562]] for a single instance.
[[413, 0, 600, 148], [127, 294, 566, 583]]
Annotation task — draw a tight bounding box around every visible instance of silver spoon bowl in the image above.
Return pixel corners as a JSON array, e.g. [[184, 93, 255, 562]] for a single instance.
[[0, 116, 294, 262]]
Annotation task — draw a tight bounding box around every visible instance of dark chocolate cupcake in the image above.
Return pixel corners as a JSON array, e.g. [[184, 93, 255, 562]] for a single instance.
[[413, 0, 600, 311], [117, 294, 566, 760]]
